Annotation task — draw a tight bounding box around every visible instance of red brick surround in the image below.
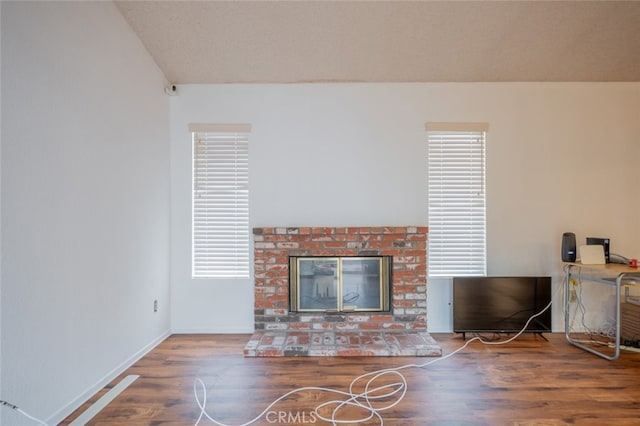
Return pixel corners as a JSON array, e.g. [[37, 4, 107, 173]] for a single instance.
[[252, 226, 428, 332]]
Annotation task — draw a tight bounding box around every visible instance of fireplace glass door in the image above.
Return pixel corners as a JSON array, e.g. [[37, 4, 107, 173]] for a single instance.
[[289, 256, 391, 312]]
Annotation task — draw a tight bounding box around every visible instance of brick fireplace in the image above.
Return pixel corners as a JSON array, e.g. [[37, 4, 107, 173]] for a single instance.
[[252, 226, 428, 332], [246, 226, 441, 356]]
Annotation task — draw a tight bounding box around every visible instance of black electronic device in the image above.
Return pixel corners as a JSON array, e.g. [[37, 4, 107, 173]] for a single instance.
[[453, 276, 552, 339], [586, 237, 610, 263], [561, 232, 576, 262]]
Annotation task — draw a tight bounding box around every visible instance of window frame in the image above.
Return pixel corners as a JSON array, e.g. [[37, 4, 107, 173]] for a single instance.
[[190, 123, 251, 279], [426, 122, 488, 277]]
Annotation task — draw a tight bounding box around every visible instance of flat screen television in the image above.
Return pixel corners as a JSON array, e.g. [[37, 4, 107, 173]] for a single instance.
[[453, 276, 552, 338]]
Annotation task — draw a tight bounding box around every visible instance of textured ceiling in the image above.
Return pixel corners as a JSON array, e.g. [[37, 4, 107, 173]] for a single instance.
[[115, 1, 640, 84]]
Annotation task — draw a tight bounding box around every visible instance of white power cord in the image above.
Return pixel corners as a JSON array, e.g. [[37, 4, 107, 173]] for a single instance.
[[193, 337, 477, 426], [0, 400, 49, 426], [608, 343, 640, 353], [194, 299, 553, 426]]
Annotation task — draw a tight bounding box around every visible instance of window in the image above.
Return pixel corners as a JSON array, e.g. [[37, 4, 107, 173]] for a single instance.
[[190, 123, 251, 278], [426, 122, 487, 277]]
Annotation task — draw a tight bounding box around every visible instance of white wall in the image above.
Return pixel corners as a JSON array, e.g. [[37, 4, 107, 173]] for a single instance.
[[1, 2, 170, 425], [170, 83, 640, 334], [0, 1, 3, 414]]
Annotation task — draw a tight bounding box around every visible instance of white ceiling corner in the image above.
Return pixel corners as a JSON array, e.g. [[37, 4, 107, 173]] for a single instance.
[[114, 1, 640, 84]]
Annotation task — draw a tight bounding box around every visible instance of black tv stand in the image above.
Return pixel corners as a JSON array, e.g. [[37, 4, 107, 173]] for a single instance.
[[457, 331, 548, 341], [535, 332, 548, 341]]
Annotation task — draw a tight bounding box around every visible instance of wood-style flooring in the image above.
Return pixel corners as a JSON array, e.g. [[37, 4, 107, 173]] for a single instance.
[[61, 333, 640, 425]]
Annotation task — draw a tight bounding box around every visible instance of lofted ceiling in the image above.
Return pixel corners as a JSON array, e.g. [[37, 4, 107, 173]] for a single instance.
[[114, 0, 640, 84]]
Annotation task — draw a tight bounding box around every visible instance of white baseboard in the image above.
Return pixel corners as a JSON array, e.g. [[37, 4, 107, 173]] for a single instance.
[[47, 330, 171, 425]]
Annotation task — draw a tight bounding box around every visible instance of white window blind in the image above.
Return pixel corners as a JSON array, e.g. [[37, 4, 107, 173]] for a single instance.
[[191, 124, 250, 278], [427, 123, 487, 277]]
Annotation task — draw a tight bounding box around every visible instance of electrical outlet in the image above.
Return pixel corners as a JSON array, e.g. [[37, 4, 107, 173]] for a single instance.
[[154, 300, 158, 312]]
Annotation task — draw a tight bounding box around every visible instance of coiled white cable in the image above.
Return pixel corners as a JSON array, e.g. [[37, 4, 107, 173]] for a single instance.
[[194, 298, 553, 426]]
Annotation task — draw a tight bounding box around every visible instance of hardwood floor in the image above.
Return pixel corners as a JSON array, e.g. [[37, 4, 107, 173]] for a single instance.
[[60, 333, 640, 425]]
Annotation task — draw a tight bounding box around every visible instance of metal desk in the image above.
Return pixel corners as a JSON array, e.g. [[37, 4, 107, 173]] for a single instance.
[[564, 262, 640, 360]]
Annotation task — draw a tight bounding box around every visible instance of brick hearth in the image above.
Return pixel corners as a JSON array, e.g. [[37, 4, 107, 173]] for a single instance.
[[244, 330, 441, 357], [245, 226, 441, 357]]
